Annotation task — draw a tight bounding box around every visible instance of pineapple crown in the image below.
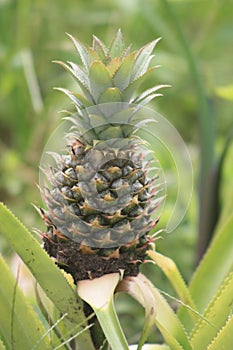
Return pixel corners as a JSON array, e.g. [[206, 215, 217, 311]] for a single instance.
[[54, 30, 167, 143]]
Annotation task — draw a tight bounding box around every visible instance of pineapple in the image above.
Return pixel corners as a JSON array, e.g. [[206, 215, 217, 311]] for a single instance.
[[39, 30, 164, 283]]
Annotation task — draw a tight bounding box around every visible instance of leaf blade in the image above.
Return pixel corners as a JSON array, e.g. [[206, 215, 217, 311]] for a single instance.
[[119, 274, 192, 350], [148, 251, 197, 326], [190, 272, 233, 350], [0, 255, 50, 350], [188, 214, 233, 309], [0, 203, 95, 350], [207, 315, 233, 350]]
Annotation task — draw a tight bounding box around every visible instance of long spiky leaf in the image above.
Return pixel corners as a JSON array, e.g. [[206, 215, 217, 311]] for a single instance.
[[66, 33, 90, 69]]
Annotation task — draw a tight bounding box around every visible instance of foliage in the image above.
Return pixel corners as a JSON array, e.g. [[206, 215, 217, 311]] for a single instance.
[[1, 0, 233, 349]]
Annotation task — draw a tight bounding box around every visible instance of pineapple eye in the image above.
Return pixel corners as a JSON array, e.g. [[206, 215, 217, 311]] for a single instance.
[[100, 190, 116, 201], [101, 166, 122, 182], [132, 180, 143, 192], [111, 178, 124, 189], [64, 168, 77, 180], [122, 165, 133, 176], [69, 203, 81, 216]]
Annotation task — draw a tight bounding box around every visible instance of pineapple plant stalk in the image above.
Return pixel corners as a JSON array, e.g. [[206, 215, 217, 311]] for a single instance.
[[38, 29, 165, 284]]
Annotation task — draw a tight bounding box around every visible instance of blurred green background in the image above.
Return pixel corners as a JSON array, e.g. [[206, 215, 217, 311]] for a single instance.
[[0, 0, 233, 344]]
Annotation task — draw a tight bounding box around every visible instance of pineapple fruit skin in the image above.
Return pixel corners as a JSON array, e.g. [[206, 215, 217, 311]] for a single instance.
[[39, 30, 163, 282]]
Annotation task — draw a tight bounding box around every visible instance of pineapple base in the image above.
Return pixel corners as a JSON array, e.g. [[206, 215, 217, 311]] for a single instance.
[[43, 235, 149, 283]]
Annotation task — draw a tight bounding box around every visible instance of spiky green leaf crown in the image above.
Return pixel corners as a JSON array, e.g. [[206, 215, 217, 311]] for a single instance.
[[54, 29, 165, 143]]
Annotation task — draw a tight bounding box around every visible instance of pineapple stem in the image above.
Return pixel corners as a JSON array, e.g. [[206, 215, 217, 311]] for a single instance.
[[77, 272, 129, 350]]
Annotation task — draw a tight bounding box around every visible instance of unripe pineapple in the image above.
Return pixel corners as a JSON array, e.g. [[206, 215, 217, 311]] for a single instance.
[[38, 30, 164, 283]]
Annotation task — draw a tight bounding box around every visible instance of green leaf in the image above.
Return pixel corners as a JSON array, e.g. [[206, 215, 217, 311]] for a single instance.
[[133, 85, 170, 104], [148, 251, 197, 323], [198, 128, 233, 248], [67, 61, 89, 87], [154, 321, 184, 350], [213, 130, 233, 235], [67, 33, 90, 70], [98, 125, 125, 139], [34, 285, 71, 349], [0, 255, 49, 350], [119, 274, 192, 350], [118, 274, 156, 350], [216, 183, 233, 235], [92, 35, 108, 62], [130, 38, 161, 81], [134, 93, 162, 108], [52, 323, 93, 350], [0, 203, 95, 350], [113, 52, 136, 90], [190, 272, 233, 350], [78, 273, 129, 350], [109, 29, 125, 58], [55, 88, 92, 108], [123, 67, 157, 102], [53, 60, 93, 102], [178, 213, 233, 330], [98, 87, 123, 103], [207, 315, 233, 350], [89, 61, 113, 102]]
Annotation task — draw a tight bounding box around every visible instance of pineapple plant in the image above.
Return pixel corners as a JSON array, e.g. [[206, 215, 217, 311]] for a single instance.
[[38, 30, 165, 284]]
